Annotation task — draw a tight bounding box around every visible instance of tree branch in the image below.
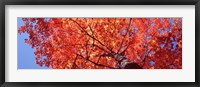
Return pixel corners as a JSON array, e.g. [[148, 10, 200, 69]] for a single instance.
[[70, 18, 111, 52], [72, 54, 78, 68], [117, 18, 132, 54], [76, 53, 115, 69]]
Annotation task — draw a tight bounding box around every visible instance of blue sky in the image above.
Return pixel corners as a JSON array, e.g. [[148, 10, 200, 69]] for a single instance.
[[18, 18, 49, 69]]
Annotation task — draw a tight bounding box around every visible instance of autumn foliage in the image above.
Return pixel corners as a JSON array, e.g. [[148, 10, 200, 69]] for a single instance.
[[18, 18, 182, 69]]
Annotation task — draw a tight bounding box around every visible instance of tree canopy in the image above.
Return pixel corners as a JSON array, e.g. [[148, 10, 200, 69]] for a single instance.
[[18, 18, 182, 69]]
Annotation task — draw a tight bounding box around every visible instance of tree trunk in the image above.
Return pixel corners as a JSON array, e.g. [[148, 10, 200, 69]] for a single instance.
[[110, 52, 143, 69], [124, 62, 143, 69]]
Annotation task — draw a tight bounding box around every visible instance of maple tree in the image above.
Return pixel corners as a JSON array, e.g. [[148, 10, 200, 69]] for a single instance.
[[18, 18, 182, 69]]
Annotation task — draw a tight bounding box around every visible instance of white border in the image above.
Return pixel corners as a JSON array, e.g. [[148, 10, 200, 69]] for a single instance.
[[5, 5, 195, 82]]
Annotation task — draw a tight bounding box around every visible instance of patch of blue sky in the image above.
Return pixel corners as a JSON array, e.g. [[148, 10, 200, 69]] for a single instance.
[[172, 41, 178, 50], [121, 29, 127, 35], [147, 29, 150, 33], [148, 51, 155, 56], [170, 37, 174, 41], [146, 36, 152, 39], [41, 56, 48, 60], [165, 28, 169, 31], [150, 51, 155, 55], [135, 28, 140, 33], [44, 18, 51, 22], [151, 23, 155, 26], [149, 61, 155, 66], [18, 18, 49, 69], [160, 44, 165, 48], [160, 18, 164, 22], [168, 18, 175, 25], [169, 18, 175, 31], [32, 20, 38, 26]]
